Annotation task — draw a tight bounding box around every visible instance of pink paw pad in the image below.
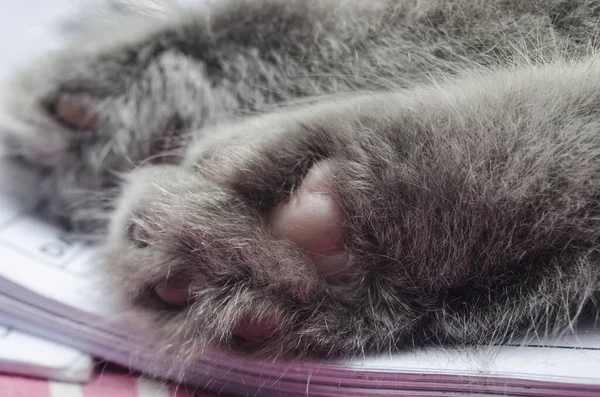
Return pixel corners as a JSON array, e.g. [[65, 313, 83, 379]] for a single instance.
[[269, 160, 350, 283], [154, 160, 350, 342], [53, 94, 100, 130], [155, 277, 192, 307]]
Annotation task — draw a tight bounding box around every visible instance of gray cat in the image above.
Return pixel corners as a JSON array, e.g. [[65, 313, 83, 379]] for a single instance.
[[2, 0, 600, 360]]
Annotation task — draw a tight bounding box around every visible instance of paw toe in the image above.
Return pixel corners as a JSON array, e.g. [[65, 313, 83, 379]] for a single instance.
[[233, 316, 280, 342], [154, 277, 193, 308], [51, 93, 100, 130], [270, 160, 351, 283]]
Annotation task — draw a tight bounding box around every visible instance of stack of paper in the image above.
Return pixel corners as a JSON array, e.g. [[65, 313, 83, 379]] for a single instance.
[[0, 324, 93, 382], [0, 191, 599, 396]]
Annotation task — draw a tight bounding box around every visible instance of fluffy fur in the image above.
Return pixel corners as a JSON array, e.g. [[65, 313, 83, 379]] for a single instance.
[[2, 0, 600, 360]]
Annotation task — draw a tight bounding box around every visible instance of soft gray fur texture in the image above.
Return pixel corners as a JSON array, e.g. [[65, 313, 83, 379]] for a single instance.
[[2, 0, 600, 360]]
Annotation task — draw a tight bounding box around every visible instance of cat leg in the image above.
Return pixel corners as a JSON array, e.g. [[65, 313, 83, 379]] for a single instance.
[[102, 59, 600, 359]]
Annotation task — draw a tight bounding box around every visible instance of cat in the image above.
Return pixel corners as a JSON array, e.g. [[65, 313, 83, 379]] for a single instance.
[[2, 0, 600, 361]]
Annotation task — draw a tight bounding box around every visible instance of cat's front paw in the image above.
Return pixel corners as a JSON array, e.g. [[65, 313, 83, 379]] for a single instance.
[[102, 160, 367, 358], [0, 43, 126, 230], [1, 44, 212, 232], [0, 78, 111, 230]]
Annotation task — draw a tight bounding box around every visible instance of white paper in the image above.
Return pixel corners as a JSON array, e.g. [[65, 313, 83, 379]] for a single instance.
[[0, 323, 93, 382]]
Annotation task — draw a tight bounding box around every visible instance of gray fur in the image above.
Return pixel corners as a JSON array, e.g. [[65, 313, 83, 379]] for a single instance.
[[2, 0, 600, 359]]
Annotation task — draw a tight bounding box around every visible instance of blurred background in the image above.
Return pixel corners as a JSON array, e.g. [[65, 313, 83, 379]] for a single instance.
[[0, 0, 204, 81], [0, 1, 81, 81]]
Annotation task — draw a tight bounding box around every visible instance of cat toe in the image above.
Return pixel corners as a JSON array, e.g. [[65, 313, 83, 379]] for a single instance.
[[233, 316, 280, 342], [2, 92, 101, 168], [269, 160, 352, 283], [154, 277, 193, 307], [154, 276, 280, 341], [50, 93, 100, 131]]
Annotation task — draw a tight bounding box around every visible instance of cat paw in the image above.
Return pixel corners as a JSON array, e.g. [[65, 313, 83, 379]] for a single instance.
[[0, 82, 111, 231], [102, 161, 361, 358], [0, 44, 212, 232]]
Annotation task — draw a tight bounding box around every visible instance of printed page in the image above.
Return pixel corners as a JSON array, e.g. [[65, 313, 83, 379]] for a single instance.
[[0, 194, 98, 382], [0, 193, 111, 317]]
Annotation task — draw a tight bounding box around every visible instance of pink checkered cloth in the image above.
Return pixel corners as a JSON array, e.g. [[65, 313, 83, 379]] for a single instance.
[[0, 367, 220, 397]]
